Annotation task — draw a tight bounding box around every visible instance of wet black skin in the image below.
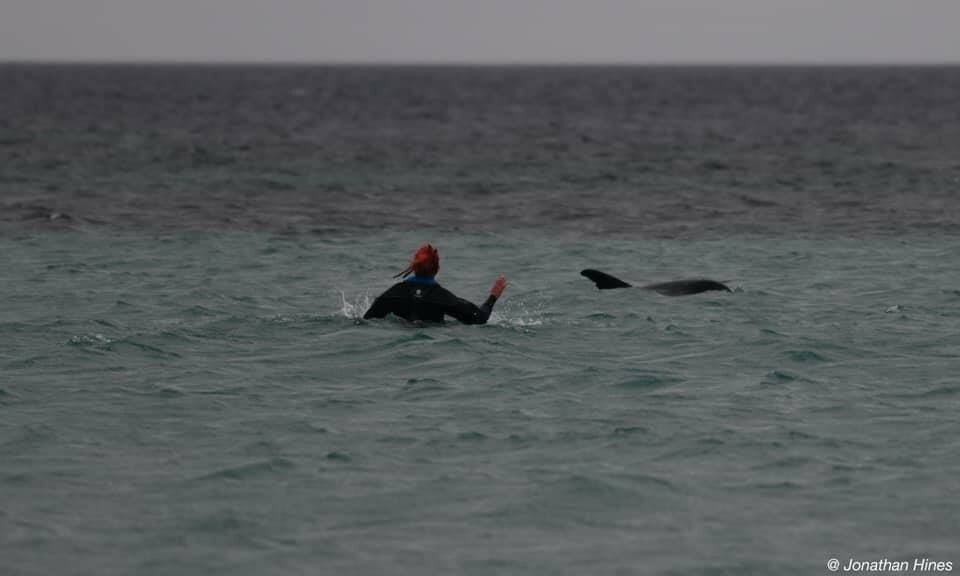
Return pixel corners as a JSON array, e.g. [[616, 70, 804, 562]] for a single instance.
[[580, 269, 731, 296]]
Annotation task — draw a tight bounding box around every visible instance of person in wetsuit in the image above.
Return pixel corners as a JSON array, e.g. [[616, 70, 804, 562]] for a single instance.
[[363, 244, 508, 324]]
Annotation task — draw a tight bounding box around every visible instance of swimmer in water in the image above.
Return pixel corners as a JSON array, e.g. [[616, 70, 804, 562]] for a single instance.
[[363, 244, 508, 324]]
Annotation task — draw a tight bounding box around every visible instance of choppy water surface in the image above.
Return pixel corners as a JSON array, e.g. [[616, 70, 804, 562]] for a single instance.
[[2, 66, 960, 575], [3, 231, 959, 575]]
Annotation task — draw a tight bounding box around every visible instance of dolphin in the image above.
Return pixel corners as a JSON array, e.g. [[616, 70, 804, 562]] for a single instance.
[[581, 269, 731, 296]]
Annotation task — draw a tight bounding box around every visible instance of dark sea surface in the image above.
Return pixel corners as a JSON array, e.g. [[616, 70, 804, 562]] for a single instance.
[[2, 65, 960, 575]]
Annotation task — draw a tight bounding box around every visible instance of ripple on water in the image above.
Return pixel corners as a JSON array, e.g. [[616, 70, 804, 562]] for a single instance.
[[611, 426, 651, 437], [0, 423, 59, 451], [531, 473, 651, 516], [783, 349, 828, 363], [761, 369, 823, 386], [876, 382, 960, 402], [395, 377, 450, 400], [0, 386, 17, 403], [193, 457, 296, 482], [750, 455, 816, 471], [68, 334, 183, 359], [615, 372, 682, 390]]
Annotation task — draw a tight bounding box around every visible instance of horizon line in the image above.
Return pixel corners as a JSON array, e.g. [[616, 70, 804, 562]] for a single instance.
[[2, 58, 960, 68]]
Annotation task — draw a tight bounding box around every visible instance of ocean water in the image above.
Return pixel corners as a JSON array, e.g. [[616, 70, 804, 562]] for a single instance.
[[2, 66, 960, 575]]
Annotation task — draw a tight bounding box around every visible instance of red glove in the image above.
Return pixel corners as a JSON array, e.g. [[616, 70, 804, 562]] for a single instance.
[[490, 275, 508, 298]]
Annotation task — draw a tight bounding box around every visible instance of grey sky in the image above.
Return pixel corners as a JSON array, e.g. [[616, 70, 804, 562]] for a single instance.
[[2, 0, 959, 64]]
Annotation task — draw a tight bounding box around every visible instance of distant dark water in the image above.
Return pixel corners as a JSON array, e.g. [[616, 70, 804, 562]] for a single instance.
[[2, 64, 960, 236]]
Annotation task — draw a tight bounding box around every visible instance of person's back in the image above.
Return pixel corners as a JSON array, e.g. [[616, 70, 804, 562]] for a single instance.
[[363, 244, 507, 325]]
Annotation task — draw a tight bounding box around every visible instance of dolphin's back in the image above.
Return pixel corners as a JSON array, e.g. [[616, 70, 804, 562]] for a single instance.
[[642, 279, 731, 296], [581, 269, 732, 296]]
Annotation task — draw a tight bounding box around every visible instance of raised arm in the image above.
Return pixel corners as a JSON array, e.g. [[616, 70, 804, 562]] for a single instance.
[[447, 275, 508, 325]]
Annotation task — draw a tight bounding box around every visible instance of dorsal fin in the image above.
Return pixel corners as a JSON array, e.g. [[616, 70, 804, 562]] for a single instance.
[[580, 269, 632, 290]]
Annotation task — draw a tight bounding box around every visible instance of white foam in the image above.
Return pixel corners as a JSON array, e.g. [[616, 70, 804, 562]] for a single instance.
[[339, 291, 372, 320], [490, 297, 545, 327]]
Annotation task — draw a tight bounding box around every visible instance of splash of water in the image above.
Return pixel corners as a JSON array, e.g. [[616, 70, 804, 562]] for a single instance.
[[490, 297, 545, 327], [340, 291, 372, 320]]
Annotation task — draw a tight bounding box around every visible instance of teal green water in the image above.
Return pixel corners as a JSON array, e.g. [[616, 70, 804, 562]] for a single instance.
[[2, 231, 959, 575]]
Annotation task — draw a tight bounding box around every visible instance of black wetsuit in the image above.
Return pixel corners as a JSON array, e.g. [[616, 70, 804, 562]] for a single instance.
[[363, 279, 498, 324]]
